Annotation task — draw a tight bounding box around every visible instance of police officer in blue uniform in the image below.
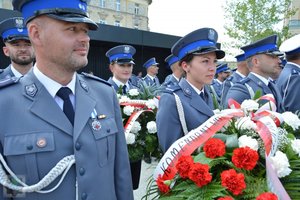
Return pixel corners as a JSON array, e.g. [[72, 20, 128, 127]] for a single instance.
[[156, 28, 225, 152], [277, 34, 300, 113], [0, 0, 134, 200], [211, 62, 230, 103], [142, 57, 160, 86], [221, 53, 249, 108], [0, 17, 34, 79], [106, 45, 137, 94], [162, 54, 184, 87], [225, 35, 283, 112]]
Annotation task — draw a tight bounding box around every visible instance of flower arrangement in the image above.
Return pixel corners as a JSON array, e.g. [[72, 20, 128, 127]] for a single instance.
[[117, 84, 162, 162], [145, 96, 300, 200]]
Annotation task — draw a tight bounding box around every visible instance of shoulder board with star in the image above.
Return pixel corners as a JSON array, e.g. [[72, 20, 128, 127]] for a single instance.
[[0, 77, 20, 89], [81, 72, 112, 87], [164, 85, 181, 94]]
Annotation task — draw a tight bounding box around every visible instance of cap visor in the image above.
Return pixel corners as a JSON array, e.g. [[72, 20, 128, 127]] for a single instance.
[[47, 14, 98, 30], [117, 60, 135, 65], [5, 36, 30, 43]]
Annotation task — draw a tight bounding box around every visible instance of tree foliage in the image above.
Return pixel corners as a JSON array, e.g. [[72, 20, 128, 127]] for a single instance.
[[223, 0, 297, 50]]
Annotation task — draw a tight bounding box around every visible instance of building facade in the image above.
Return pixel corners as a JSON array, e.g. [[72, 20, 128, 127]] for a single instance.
[[287, 0, 300, 34], [0, 0, 152, 31]]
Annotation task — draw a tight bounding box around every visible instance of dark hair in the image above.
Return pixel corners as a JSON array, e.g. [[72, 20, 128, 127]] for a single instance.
[[286, 53, 300, 62], [179, 54, 194, 65]]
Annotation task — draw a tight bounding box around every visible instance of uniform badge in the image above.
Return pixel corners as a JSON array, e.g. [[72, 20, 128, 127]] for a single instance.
[[25, 84, 38, 97], [15, 18, 24, 29], [92, 120, 101, 131], [90, 109, 101, 131], [208, 29, 216, 41], [124, 46, 130, 53], [79, 80, 89, 92]]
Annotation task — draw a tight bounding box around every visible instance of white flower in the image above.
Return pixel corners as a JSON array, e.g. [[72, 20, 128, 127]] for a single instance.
[[147, 121, 157, 134], [241, 99, 259, 112], [125, 132, 136, 145], [131, 121, 141, 134], [291, 139, 300, 157], [235, 117, 257, 130], [146, 99, 157, 110], [119, 95, 130, 103], [128, 88, 139, 96], [282, 112, 300, 131], [270, 151, 292, 178], [238, 135, 259, 151], [123, 106, 134, 116]]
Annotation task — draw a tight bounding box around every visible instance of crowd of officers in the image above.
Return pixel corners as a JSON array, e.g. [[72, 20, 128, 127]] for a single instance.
[[0, 0, 300, 199]]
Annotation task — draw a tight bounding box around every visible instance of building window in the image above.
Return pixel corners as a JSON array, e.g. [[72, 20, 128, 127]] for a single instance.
[[134, 3, 139, 15], [116, 0, 120, 11], [99, 19, 106, 24], [114, 20, 121, 27], [100, 0, 106, 8]]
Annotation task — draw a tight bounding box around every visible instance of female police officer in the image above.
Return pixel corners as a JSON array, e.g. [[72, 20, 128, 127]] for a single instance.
[[156, 28, 225, 152]]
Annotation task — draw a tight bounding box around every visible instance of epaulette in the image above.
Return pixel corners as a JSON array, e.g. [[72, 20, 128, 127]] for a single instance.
[[227, 76, 233, 81], [291, 69, 300, 75], [164, 85, 181, 94], [239, 77, 250, 84], [0, 77, 20, 89], [81, 72, 111, 87]]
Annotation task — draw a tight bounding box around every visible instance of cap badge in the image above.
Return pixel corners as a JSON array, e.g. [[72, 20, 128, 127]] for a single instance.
[[78, 3, 86, 11], [124, 46, 130, 53], [208, 29, 216, 41], [15, 18, 24, 29]]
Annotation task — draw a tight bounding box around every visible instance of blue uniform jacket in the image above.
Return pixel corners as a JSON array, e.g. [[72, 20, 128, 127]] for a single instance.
[[276, 63, 300, 113], [0, 65, 14, 80], [225, 73, 283, 112], [211, 79, 223, 98], [156, 78, 214, 152], [0, 70, 134, 200], [142, 75, 160, 87], [221, 72, 243, 108], [107, 77, 137, 93]]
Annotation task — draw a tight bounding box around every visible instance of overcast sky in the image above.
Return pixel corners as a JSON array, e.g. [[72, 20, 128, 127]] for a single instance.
[[148, 0, 226, 40]]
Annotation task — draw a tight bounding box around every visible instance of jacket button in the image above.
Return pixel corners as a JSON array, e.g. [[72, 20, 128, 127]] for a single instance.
[[79, 167, 85, 176], [26, 145, 33, 150], [81, 192, 87, 200], [75, 143, 81, 151]]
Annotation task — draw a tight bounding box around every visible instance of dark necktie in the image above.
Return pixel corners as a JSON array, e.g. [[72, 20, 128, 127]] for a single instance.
[[57, 87, 74, 125], [200, 92, 206, 102], [122, 85, 127, 94]]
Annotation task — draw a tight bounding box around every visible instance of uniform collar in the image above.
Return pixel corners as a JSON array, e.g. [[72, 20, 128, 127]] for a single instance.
[[185, 79, 204, 95], [235, 70, 246, 78], [287, 61, 300, 69], [250, 72, 269, 86], [33, 64, 76, 98], [146, 74, 156, 80], [10, 64, 23, 78], [112, 76, 129, 88]]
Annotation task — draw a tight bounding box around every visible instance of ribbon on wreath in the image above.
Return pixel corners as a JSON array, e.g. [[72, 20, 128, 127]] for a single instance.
[[154, 94, 290, 199]]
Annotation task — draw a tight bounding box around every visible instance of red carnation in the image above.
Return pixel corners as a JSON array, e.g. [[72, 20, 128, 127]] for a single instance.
[[232, 147, 259, 170], [221, 169, 246, 195], [188, 163, 212, 187], [156, 174, 171, 194], [218, 197, 234, 200], [176, 155, 194, 179], [256, 192, 278, 200], [203, 138, 226, 158]]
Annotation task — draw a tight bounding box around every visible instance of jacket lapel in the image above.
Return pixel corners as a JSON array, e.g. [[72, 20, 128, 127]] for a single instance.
[[24, 71, 73, 135], [73, 76, 96, 141]]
